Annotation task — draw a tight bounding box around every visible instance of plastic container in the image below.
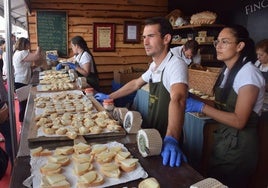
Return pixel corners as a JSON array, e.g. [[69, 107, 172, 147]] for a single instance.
[[84, 87, 94, 97], [103, 99, 114, 111]]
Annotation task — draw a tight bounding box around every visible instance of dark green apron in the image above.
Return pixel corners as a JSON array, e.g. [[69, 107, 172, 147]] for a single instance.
[[144, 69, 170, 138], [208, 87, 259, 188], [76, 51, 99, 90]]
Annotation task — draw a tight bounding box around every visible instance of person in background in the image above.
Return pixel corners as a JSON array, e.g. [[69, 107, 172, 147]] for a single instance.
[[0, 39, 5, 76], [13, 37, 42, 123], [186, 25, 265, 187], [11, 34, 16, 46], [170, 39, 201, 65], [95, 17, 188, 167], [56, 36, 99, 90], [255, 38, 268, 91], [0, 78, 14, 166]]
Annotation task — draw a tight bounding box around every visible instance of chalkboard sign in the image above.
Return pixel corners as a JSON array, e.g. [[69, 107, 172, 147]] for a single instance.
[[37, 11, 68, 57]]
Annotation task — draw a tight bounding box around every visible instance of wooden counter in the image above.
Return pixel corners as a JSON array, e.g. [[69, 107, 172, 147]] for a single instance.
[[11, 86, 204, 188]]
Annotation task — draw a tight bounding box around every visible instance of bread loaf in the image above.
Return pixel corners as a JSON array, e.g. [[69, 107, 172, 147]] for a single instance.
[[190, 11, 217, 25]]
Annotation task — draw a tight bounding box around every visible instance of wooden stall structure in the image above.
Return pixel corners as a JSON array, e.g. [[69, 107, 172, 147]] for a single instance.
[[27, 0, 168, 92]]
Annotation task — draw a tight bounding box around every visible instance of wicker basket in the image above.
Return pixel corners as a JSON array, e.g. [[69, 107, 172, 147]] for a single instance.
[[188, 67, 221, 96]]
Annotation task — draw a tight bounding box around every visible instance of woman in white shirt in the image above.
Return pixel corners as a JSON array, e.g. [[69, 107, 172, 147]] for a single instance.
[[13, 37, 41, 122], [57, 36, 99, 90], [186, 25, 265, 187], [255, 39, 268, 91]]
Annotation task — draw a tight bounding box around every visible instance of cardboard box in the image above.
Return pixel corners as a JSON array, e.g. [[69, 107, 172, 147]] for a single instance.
[[114, 70, 144, 84]]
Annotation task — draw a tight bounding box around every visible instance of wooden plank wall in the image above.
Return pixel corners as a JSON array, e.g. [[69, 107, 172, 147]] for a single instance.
[[27, 0, 168, 92]]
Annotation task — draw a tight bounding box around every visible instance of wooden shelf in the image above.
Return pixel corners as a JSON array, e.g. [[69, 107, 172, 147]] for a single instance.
[[173, 24, 225, 30], [172, 41, 213, 45]]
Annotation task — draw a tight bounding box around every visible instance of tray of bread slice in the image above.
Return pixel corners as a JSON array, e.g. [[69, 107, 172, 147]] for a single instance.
[[28, 90, 126, 143], [37, 70, 77, 92], [30, 141, 148, 188]]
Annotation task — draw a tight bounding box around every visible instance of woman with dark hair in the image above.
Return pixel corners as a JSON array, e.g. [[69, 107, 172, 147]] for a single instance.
[[57, 36, 99, 90], [13, 37, 41, 123], [186, 25, 265, 187]]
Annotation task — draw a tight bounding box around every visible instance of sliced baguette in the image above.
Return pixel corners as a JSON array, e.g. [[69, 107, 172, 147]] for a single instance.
[[73, 162, 94, 176], [48, 155, 70, 166], [138, 177, 160, 188], [100, 163, 121, 178], [72, 153, 94, 163], [31, 146, 43, 157], [109, 146, 122, 153], [54, 146, 74, 155], [73, 142, 91, 154], [91, 144, 107, 155], [40, 163, 62, 175], [95, 150, 116, 164], [41, 174, 70, 188], [77, 171, 105, 188], [45, 173, 67, 185], [115, 151, 131, 163], [119, 158, 139, 172], [39, 149, 53, 156]]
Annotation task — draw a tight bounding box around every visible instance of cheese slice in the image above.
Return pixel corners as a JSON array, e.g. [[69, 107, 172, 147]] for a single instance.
[[46, 174, 66, 185]]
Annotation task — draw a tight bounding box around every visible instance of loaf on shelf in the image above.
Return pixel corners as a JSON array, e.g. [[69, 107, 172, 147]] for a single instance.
[[190, 11, 217, 25]]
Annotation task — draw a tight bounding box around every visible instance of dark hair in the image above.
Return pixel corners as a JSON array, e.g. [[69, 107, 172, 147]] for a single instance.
[[144, 17, 174, 39], [184, 39, 199, 56], [71, 36, 98, 75], [14, 37, 30, 51], [71, 36, 90, 53], [0, 39, 5, 46], [256, 39, 268, 54], [213, 24, 257, 102]]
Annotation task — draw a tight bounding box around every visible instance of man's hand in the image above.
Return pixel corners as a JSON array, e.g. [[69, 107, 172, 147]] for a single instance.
[[185, 97, 205, 113], [161, 136, 187, 167], [94, 93, 109, 103]]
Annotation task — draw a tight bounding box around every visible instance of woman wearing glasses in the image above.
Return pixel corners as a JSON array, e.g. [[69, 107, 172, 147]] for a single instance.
[[186, 25, 265, 187]]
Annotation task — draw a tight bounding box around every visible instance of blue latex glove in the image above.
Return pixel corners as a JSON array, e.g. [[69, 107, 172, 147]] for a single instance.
[[94, 93, 109, 103], [185, 97, 205, 113], [47, 53, 58, 61], [67, 62, 77, 70], [56, 63, 63, 71], [161, 136, 187, 167]]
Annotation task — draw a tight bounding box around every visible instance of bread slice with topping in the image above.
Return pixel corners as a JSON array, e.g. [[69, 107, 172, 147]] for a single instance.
[[54, 146, 74, 155], [73, 162, 94, 176], [73, 142, 91, 154], [138, 177, 160, 188], [48, 155, 70, 166], [100, 163, 121, 178], [40, 163, 62, 175], [119, 158, 139, 172], [31, 146, 43, 157], [41, 173, 70, 188], [72, 153, 94, 163], [91, 144, 107, 155], [77, 171, 105, 188], [115, 151, 131, 163]]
